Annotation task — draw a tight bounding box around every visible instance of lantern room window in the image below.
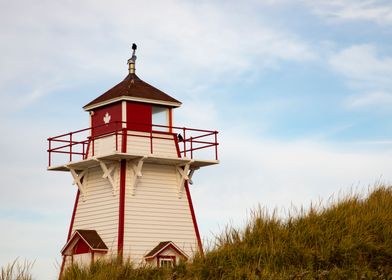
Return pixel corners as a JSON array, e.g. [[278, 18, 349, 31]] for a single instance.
[[152, 106, 169, 132]]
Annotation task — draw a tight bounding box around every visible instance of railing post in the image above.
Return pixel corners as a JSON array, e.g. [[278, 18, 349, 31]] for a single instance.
[[115, 121, 119, 152], [115, 130, 118, 152], [69, 132, 73, 162], [150, 128, 153, 155], [190, 137, 193, 159], [121, 128, 127, 153], [92, 138, 95, 156], [183, 127, 186, 158], [82, 141, 85, 159], [48, 139, 51, 167], [215, 131, 218, 160]]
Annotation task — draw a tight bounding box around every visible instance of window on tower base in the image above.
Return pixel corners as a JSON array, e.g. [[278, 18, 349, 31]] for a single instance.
[[159, 258, 174, 268]]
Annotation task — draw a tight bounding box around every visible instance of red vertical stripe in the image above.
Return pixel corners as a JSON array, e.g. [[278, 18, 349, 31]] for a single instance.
[[60, 189, 80, 279], [184, 181, 204, 255], [67, 190, 80, 241], [118, 159, 126, 257], [173, 136, 204, 255], [168, 108, 173, 133]]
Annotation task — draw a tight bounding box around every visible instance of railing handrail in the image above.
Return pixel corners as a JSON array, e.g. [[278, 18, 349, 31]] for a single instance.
[[47, 121, 219, 167]]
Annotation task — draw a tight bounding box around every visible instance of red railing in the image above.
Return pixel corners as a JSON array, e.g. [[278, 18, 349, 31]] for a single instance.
[[47, 121, 219, 167]]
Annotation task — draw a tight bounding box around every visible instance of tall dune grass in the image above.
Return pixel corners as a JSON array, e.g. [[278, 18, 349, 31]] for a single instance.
[[194, 186, 392, 279], [62, 186, 392, 279], [3, 185, 386, 279], [0, 259, 33, 280]]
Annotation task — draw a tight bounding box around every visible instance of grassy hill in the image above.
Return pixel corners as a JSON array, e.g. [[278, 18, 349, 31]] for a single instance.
[[61, 186, 392, 279], [2, 186, 391, 280]]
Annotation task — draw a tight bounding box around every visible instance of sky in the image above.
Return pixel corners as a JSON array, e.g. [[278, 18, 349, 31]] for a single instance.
[[1, 0, 392, 278]]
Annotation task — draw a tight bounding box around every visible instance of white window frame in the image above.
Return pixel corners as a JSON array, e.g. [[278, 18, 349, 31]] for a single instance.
[[159, 257, 174, 268], [152, 106, 169, 132]]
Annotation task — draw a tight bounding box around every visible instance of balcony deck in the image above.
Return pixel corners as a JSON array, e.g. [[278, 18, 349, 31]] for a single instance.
[[48, 152, 219, 172]]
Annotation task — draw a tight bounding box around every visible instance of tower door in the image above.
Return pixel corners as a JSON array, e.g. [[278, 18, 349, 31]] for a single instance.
[[126, 102, 152, 132]]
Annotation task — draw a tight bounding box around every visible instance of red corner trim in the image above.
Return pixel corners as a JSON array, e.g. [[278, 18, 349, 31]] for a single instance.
[[60, 189, 80, 279], [173, 133, 181, 157], [59, 257, 65, 280], [169, 108, 173, 133], [67, 190, 80, 241], [118, 159, 126, 257], [173, 136, 203, 255], [184, 181, 203, 255]]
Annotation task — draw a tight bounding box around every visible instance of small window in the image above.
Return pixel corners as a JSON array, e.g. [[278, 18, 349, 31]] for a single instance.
[[159, 258, 174, 268], [152, 106, 169, 132]]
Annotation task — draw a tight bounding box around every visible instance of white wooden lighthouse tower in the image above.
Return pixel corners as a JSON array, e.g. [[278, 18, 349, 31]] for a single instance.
[[47, 45, 219, 273]]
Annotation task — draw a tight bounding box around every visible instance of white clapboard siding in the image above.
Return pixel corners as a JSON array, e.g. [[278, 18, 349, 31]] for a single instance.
[[86, 131, 177, 158], [72, 166, 120, 255], [123, 163, 198, 265], [87, 135, 122, 158], [126, 131, 178, 158]]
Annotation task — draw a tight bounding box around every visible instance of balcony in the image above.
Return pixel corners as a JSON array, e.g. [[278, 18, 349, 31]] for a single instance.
[[47, 121, 219, 172]]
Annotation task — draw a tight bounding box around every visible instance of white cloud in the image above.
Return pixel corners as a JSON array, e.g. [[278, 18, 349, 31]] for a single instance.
[[0, 0, 315, 113], [346, 91, 392, 108], [304, 0, 392, 25], [329, 44, 392, 89], [328, 44, 392, 108]]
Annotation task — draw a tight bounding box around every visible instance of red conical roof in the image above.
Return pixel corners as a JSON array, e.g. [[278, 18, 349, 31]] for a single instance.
[[84, 73, 182, 110]]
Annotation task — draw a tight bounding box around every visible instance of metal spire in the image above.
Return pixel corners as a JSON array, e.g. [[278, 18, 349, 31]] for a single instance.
[[128, 43, 137, 74]]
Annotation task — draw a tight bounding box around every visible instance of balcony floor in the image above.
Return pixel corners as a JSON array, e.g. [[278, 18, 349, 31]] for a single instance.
[[48, 151, 219, 172]]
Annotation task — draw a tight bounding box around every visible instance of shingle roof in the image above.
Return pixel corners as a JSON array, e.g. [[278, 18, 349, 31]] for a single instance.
[[145, 241, 172, 258], [76, 230, 108, 250], [61, 229, 108, 255], [83, 73, 182, 109], [144, 241, 188, 259]]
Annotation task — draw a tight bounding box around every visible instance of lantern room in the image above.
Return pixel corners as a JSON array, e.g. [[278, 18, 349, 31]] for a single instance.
[[83, 44, 180, 137], [85, 72, 181, 136]]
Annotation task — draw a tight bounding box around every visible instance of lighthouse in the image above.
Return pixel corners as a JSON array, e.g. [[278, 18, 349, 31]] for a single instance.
[[47, 45, 219, 271]]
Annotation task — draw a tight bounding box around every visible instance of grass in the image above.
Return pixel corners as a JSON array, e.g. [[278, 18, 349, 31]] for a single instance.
[[62, 186, 392, 279], [0, 259, 33, 280], [2, 186, 392, 279]]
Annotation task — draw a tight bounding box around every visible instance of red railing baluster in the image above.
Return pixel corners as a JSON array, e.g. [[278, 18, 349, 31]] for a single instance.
[[215, 131, 218, 160], [150, 126, 153, 154], [121, 128, 127, 153], [190, 137, 193, 159], [48, 139, 52, 166], [69, 132, 73, 162], [183, 127, 186, 158], [115, 122, 118, 152]]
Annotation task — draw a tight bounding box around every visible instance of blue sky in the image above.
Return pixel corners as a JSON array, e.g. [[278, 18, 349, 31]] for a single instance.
[[1, 0, 392, 278]]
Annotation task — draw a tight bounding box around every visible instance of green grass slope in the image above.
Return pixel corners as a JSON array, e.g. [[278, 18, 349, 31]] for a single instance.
[[59, 186, 392, 279]]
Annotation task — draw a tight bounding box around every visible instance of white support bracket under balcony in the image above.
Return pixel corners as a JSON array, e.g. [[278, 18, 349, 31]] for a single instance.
[[69, 168, 88, 201], [127, 156, 146, 196], [96, 160, 119, 195], [176, 163, 191, 198], [188, 167, 199, 185]]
